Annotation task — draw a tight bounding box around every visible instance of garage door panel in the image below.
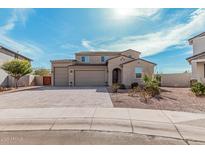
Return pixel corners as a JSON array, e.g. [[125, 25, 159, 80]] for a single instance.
[[75, 70, 105, 86], [54, 67, 68, 86]]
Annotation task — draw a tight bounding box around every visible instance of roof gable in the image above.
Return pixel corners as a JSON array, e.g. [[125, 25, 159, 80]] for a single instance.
[[121, 49, 141, 54], [186, 51, 205, 62], [107, 55, 134, 62], [121, 58, 156, 66], [0, 46, 32, 61], [188, 32, 205, 45]]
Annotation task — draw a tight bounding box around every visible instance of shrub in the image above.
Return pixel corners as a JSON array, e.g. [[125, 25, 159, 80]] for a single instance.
[[191, 82, 205, 96], [118, 84, 126, 89], [155, 74, 161, 86], [34, 68, 50, 76], [111, 83, 120, 93], [190, 79, 198, 87], [128, 86, 141, 97], [131, 82, 139, 89], [143, 75, 160, 97], [1, 59, 32, 88]]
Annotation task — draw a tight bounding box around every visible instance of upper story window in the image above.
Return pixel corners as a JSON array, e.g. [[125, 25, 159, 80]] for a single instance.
[[128, 55, 132, 58], [81, 56, 89, 63], [135, 67, 142, 78], [101, 56, 108, 62]]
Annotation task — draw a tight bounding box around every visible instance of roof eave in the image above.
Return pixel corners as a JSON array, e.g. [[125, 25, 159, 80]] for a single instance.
[[0, 46, 32, 61]]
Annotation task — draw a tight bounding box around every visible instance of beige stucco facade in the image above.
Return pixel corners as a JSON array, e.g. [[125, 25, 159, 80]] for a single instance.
[[51, 49, 156, 87], [122, 59, 154, 86], [187, 32, 205, 84]]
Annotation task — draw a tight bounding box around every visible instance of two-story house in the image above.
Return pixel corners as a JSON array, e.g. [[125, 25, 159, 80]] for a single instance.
[[0, 45, 32, 87], [187, 32, 205, 83], [51, 49, 156, 87]]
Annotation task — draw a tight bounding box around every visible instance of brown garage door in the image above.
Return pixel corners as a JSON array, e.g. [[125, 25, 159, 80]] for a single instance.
[[54, 67, 68, 86], [75, 70, 105, 86]]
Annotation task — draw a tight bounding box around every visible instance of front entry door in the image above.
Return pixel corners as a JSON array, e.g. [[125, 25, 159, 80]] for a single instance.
[[112, 69, 119, 83]]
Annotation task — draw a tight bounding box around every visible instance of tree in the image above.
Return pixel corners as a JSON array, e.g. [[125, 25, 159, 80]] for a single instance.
[[33, 68, 50, 76], [1, 59, 32, 88]]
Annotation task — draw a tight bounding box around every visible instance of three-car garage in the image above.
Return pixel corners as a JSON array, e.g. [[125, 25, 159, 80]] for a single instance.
[[53, 65, 107, 86]]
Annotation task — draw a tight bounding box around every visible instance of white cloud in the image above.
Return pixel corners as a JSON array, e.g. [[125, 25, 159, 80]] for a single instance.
[[81, 39, 95, 51], [0, 9, 44, 60], [84, 9, 205, 57], [113, 8, 160, 18], [0, 35, 44, 58], [0, 9, 34, 34]]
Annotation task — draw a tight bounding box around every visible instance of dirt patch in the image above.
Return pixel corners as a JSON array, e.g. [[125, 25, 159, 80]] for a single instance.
[[108, 87, 205, 113]]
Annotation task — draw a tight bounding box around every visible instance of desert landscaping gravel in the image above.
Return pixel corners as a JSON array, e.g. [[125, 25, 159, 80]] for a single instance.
[[109, 87, 205, 113]]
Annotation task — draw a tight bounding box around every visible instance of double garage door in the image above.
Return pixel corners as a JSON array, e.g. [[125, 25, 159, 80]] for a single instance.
[[75, 70, 105, 86], [54, 67, 105, 86]]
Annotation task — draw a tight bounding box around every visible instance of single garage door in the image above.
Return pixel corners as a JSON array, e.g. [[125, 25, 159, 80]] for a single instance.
[[75, 70, 105, 86], [54, 67, 68, 86]]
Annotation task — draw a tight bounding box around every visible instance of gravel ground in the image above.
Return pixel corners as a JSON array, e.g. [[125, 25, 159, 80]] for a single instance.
[[108, 87, 205, 113]]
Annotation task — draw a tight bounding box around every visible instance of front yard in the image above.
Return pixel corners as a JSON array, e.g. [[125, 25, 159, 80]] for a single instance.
[[108, 87, 205, 113]]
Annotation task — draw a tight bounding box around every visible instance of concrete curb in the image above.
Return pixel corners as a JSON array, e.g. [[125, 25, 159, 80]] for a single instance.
[[0, 107, 205, 143], [0, 86, 43, 95]]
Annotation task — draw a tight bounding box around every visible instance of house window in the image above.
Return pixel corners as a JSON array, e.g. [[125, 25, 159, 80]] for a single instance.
[[128, 55, 132, 58], [101, 56, 108, 62], [135, 67, 142, 78], [81, 56, 89, 63]]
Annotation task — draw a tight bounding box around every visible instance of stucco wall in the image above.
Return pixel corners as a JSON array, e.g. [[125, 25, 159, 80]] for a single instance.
[[160, 73, 191, 87], [107, 56, 132, 86], [35, 76, 43, 86], [121, 50, 140, 59], [0, 50, 14, 86], [193, 36, 205, 55], [76, 55, 116, 64], [196, 62, 205, 83], [8, 75, 35, 87], [122, 60, 154, 86], [190, 61, 205, 83]]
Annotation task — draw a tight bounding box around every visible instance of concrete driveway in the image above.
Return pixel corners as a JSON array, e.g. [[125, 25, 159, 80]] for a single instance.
[[0, 86, 113, 109]]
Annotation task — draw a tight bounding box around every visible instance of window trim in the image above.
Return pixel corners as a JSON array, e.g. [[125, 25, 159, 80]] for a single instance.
[[101, 56, 108, 62], [81, 56, 85, 62], [101, 56, 105, 62], [81, 56, 89, 63], [135, 67, 142, 78]]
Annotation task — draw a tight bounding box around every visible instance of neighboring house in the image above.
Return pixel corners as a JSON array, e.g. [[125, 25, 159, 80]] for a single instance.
[[0, 45, 32, 87], [51, 49, 156, 87], [187, 32, 205, 83]]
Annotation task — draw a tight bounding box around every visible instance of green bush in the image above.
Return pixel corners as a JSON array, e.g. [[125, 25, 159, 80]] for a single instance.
[[34, 68, 50, 76], [118, 83, 126, 89], [155, 74, 161, 86], [1, 59, 32, 88], [191, 82, 205, 96], [190, 79, 198, 87], [143, 75, 160, 97], [131, 82, 139, 89]]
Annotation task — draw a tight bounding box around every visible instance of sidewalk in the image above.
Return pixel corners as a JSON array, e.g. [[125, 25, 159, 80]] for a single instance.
[[0, 107, 205, 144]]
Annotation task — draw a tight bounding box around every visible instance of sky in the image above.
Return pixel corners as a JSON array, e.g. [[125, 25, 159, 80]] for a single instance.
[[0, 8, 205, 73]]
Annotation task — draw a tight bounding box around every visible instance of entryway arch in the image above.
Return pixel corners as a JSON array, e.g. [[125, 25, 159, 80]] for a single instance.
[[112, 68, 122, 84]]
